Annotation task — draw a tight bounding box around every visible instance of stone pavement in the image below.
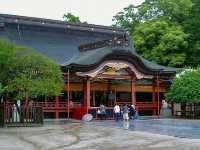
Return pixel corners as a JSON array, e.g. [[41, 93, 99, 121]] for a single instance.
[[0, 120, 200, 150]]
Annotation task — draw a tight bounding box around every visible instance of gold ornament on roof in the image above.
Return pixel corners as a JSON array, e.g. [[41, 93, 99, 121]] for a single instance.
[[106, 63, 129, 71]]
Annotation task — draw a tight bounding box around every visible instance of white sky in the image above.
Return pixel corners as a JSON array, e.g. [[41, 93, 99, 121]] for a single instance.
[[0, 0, 144, 26]]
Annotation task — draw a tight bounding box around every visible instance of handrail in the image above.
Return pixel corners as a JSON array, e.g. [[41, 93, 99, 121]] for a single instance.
[[33, 102, 82, 109]]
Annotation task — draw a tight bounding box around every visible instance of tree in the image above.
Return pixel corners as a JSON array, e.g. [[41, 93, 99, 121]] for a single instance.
[[0, 83, 4, 96], [183, 0, 200, 67], [113, 0, 192, 30], [112, 5, 140, 33], [112, 0, 200, 67], [141, 0, 192, 23], [0, 83, 5, 102], [63, 13, 81, 23], [133, 19, 188, 67], [166, 68, 200, 103], [0, 39, 18, 85], [0, 39, 64, 101]]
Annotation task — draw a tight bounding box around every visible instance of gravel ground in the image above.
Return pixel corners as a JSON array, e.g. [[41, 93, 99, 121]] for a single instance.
[[0, 120, 200, 150]]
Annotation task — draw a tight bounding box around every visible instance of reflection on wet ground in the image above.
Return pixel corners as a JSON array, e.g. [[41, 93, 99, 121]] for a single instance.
[[90, 119, 200, 139], [0, 119, 200, 150]]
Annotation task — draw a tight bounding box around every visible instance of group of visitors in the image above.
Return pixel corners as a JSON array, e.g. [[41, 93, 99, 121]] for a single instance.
[[114, 103, 137, 121], [97, 103, 138, 121]]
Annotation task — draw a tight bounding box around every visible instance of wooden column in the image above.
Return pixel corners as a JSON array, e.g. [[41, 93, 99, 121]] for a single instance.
[[67, 69, 70, 118], [114, 88, 117, 104], [92, 90, 95, 107], [25, 93, 29, 107], [55, 96, 59, 119], [131, 77, 136, 106], [152, 81, 157, 115], [156, 75, 160, 117], [172, 102, 175, 117], [83, 78, 90, 113], [107, 80, 113, 107]]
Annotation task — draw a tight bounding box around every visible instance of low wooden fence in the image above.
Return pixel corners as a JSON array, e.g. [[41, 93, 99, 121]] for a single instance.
[[175, 103, 200, 119], [0, 105, 4, 127], [175, 111, 200, 119], [0, 104, 43, 127]]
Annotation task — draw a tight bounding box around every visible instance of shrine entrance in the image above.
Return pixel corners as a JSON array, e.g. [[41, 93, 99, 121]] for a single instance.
[[90, 79, 133, 108], [75, 60, 158, 118]]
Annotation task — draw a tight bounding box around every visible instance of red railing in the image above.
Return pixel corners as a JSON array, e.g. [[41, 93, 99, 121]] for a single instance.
[[115, 102, 158, 110], [2, 101, 159, 119], [136, 102, 158, 110], [33, 102, 82, 110]]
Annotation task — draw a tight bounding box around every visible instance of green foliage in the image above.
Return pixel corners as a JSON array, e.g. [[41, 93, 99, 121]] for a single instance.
[[133, 19, 188, 67], [63, 13, 81, 23], [143, 0, 192, 23], [112, 5, 140, 33], [183, 0, 200, 67], [0, 39, 19, 85], [166, 68, 200, 103], [0, 83, 5, 95], [113, 0, 192, 30], [0, 39, 64, 101], [113, 0, 199, 67]]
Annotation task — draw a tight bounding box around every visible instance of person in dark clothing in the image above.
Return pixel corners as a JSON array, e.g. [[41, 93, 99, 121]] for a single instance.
[[129, 104, 136, 119]]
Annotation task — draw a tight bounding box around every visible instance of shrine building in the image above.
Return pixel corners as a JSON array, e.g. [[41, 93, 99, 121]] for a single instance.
[[0, 14, 181, 119]]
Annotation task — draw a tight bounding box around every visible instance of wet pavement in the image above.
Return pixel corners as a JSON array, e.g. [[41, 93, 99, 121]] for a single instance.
[[0, 119, 200, 150], [91, 119, 200, 139]]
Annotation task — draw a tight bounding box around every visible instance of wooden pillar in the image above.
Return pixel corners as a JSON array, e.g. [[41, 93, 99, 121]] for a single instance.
[[152, 81, 157, 115], [92, 90, 95, 107], [172, 102, 175, 117], [131, 77, 136, 106], [25, 93, 29, 107], [67, 69, 70, 118], [55, 96, 59, 119], [107, 80, 112, 107], [156, 75, 160, 117], [114, 88, 117, 104], [83, 78, 90, 113]]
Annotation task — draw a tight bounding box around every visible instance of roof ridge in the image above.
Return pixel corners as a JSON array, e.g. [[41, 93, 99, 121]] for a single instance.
[[0, 13, 126, 34]]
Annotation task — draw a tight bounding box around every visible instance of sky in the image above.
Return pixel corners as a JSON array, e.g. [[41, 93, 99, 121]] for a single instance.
[[0, 0, 144, 26]]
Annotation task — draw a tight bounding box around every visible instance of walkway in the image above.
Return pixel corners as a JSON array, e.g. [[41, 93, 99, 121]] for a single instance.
[[0, 120, 200, 150]]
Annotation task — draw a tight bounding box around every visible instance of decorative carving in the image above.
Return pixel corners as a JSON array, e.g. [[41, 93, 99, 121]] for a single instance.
[[106, 62, 128, 71], [76, 60, 153, 79]]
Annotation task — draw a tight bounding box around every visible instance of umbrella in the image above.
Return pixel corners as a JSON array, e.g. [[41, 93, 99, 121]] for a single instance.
[[82, 114, 93, 122]]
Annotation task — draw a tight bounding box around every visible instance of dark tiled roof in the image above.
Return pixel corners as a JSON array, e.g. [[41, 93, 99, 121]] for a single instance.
[[0, 19, 117, 64], [0, 14, 126, 35], [0, 14, 181, 75], [66, 46, 182, 74]]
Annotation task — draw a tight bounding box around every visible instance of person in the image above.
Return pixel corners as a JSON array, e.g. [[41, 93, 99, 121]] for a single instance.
[[162, 100, 168, 109], [129, 104, 136, 120], [160, 99, 171, 118], [122, 104, 129, 121], [113, 103, 120, 122], [99, 104, 106, 120]]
